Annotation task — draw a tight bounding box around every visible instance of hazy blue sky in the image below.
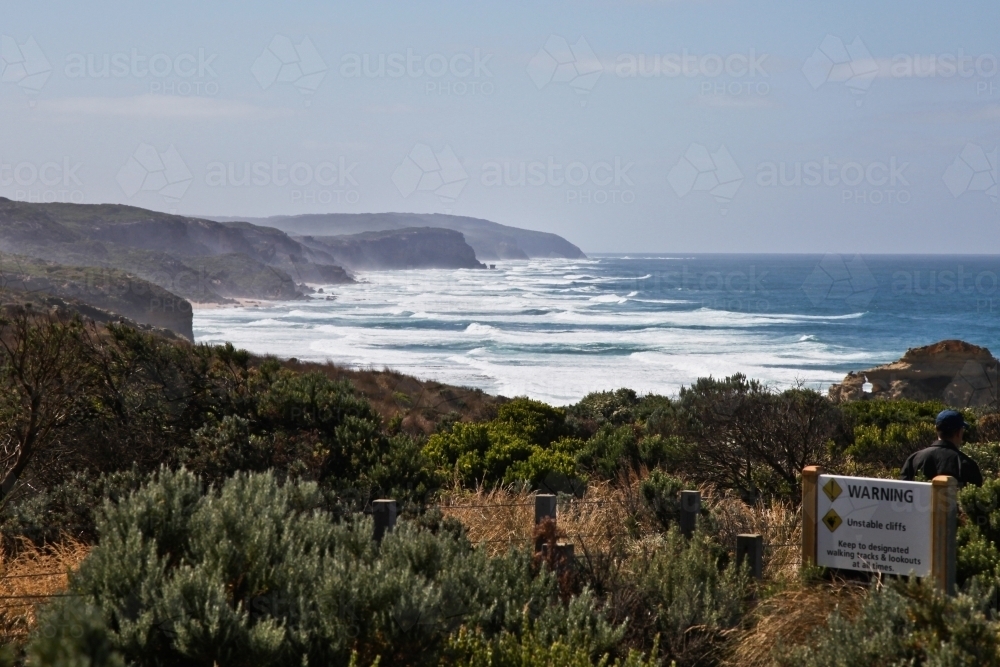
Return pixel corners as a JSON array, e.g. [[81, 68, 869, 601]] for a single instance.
[[2, 0, 998, 253]]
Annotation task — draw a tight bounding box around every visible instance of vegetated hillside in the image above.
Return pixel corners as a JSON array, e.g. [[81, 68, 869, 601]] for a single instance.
[[211, 211, 587, 260], [297, 227, 486, 270], [0, 252, 193, 338], [0, 281, 190, 341], [0, 198, 352, 304]]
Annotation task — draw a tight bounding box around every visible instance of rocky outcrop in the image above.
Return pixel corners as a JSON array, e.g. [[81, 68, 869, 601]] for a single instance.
[[296, 227, 485, 270], [828, 340, 999, 408]]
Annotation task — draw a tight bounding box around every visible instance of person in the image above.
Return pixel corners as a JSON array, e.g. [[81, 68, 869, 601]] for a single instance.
[[900, 410, 983, 487]]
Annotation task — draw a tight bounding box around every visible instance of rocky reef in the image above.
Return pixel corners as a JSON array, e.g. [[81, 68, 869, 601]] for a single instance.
[[828, 340, 999, 408]]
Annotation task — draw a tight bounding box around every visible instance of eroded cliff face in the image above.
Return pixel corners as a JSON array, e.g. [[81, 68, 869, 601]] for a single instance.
[[828, 340, 999, 408], [296, 227, 485, 270]]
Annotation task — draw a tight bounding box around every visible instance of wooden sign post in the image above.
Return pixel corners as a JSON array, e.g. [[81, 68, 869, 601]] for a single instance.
[[801, 467, 956, 594]]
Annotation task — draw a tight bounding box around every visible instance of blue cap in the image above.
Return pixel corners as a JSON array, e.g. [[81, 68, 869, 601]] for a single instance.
[[935, 410, 969, 431]]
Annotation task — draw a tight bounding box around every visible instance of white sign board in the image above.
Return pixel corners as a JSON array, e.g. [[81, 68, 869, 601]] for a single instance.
[[816, 474, 932, 576]]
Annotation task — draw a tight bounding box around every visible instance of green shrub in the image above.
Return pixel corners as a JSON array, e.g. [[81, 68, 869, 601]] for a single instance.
[[177, 415, 275, 486], [670, 375, 845, 501], [777, 579, 1000, 666], [841, 398, 951, 431], [960, 478, 1000, 547], [958, 523, 1000, 585], [577, 424, 639, 478], [631, 527, 748, 665], [639, 470, 687, 531], [965, 441, 1000, 478], [44, 468, 620, 666], [959, 478, 1000, 583], [444, 610, 659, 666], [0, 468, 144, 547], [27, 603, 125, 667], [493, 398, 572, 446], [846, 421, 937, 467], [840, 399, 985, 469], [571, 389, 640, 427], [424, 398, 585, 488]]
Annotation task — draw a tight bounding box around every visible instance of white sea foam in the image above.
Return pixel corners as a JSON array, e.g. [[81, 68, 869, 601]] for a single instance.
[[192, 258, 889, 404]]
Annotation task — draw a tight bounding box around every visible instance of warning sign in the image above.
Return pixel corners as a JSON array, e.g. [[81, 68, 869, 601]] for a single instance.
[[815, 474, 932, 577]]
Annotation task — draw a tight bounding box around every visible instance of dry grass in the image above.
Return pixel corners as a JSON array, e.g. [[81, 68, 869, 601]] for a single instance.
[[437, 473, 804, 571], [725, 581, 868, 667], [0, 538, 90, 643], [437, 476, 644, 557], [709, 493, 802, 581]]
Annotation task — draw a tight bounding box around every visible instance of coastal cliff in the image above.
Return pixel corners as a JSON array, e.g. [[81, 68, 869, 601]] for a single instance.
[[296, 227, 485, 270], [828, 340, 999, 408], [0, 199, 352, 305], [209, 212, 587, 261]]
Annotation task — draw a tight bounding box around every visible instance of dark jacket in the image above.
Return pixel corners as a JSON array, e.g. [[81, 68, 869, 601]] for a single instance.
[[900, 440, 983, 487]]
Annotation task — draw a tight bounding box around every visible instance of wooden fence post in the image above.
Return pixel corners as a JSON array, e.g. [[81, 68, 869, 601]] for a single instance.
[[737, 534, 764, 580], [535, 494, 557, 525], [373, 499, 397, 543], [801, 466, 823, 568], [931, 476, 957, 595], [679, 490, 700, 538], [534, 494, 557, 554]]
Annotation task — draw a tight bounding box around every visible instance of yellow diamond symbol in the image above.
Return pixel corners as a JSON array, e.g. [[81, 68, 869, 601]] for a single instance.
[[823, 478, 842, 502], [822, 508, 842, 532]]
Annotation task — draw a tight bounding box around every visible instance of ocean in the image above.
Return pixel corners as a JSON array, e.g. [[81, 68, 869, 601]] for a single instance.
[[193, 254, 1000, 405]]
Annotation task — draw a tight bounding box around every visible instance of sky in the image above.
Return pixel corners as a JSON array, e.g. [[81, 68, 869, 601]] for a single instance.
[[1, 0, 998, 254]]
